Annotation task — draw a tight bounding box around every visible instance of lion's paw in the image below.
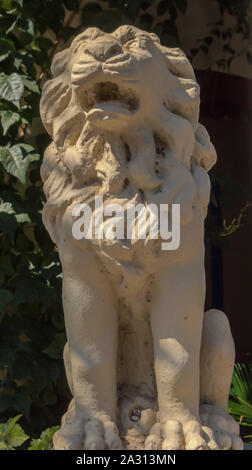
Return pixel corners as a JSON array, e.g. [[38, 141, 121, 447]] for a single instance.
[[53, 413, 122, 450], [200, 404, 243, 450], [144, 419, 219, 450], [53, 415, 84, 450], [84, 416, 122, 450]]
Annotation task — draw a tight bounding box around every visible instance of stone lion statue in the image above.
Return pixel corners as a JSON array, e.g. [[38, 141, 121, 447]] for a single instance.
[[40, 25, 243, 450]]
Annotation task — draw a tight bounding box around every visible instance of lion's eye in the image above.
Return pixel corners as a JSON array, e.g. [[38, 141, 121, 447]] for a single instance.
[[73, 45, 92, 56], [124, 39, 138, 51], [83, 49, 92, 56]]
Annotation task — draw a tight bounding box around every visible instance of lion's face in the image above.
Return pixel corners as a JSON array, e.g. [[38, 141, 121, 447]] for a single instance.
[[69, 32, 141, 130], [41, 25, 201, 136], [68, 27, 176, 131]]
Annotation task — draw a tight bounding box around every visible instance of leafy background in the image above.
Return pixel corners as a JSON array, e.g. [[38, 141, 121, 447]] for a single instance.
[[0, 0, 251, 439]]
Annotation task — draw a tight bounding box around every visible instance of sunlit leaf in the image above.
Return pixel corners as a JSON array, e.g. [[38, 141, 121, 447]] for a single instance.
[[0, 110, 20, 135], [0, 73, 24, 107], [0, 144, 40, 183]]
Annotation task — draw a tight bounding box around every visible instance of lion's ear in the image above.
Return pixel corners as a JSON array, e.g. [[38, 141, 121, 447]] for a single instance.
[[40, 45, 72, 136], [40, 75, 71, 136], [149, 32, 160, 44], [51, 47, 71, 77], [40, 142, 59, 184], [41, 143, 70, 244], [71, 27, 104, 48], [193, 123, 217, 172], [162, 47, 196, 81]]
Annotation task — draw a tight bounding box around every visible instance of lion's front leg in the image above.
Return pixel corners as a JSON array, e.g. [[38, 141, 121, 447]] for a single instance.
[[146, 261, 219, 450], [53, 241, 121, 450], [200, 309, 243, 450]]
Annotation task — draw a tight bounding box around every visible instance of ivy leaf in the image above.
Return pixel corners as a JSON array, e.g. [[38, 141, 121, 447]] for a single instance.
[[48, 362, 60, 385], [0, 442, 9, 450], [211, 28, 220, 38], [0, 110, 20, 135], [13, 54, 24, 71], [200, 45, 208, 54], [120, 0, 142, 20], [18, 17, 35, 36], [191, 48, 199, 57], [43, 332, 66, 360], [162, 19, 178, 39], [0, 395, 14, 413], [16, 213, 31, 223], [0, 73, 24, 108], [0, 11, 18, 35], [139, 13, 153, 31], [85, 9, 121, 32], [82, 2, 103, 26], [63, 0, 79, 11], [205, 36, 213, 45], [6, 415, 22, 434], [30, 49, 50, 69], [0, 144, 40, 184], [0, 288, 13, 311], [0, 345, 15, 368], [28, 426, 59, 450], [0, 201, 18, 239], [42, 382, 57, 405], [20, 105, 34, 125], [0, 38, 14, 62], [31, 363, 49, 395], [12, 276, 39, 304], [13, 357, 31, 380], [0, 195, 30, 224], [11, 274, 54, 309], [0, 254, 15, 279], [35, 37, 54, 51], [157, 1, 169, 16], [13, 391, 31, 418], [7, 422, 29, 447], [82, 2, 103, 13], [14, 51, 36, 77], [21, 76, 40, 94], [175, 0, 188, 14]]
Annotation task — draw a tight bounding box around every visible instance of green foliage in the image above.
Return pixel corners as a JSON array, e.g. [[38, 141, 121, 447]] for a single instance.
[[190, 0, 252, 70], [80, 1, 251, 66], [28, 425, 59, 450], [0, 414, 29, 449], [0, 414, 58, 449], [221, 201, 252, 237], [229, 363, 252, 442], [0, 0, 74, 436], [81, 0, 184, 46], [0, 73, 24, 107], [205, 172, 251, 252], [0, 144, 40, 183]]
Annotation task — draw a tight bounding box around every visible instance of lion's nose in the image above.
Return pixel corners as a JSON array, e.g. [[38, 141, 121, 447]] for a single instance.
[[88, 40, 123, 62]]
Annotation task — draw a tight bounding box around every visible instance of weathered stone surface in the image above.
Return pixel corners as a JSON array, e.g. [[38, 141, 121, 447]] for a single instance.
[[40, 25, 242, 450]]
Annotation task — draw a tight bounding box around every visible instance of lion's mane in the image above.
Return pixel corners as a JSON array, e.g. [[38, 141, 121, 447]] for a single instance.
[[40, 25, 216, 244]]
